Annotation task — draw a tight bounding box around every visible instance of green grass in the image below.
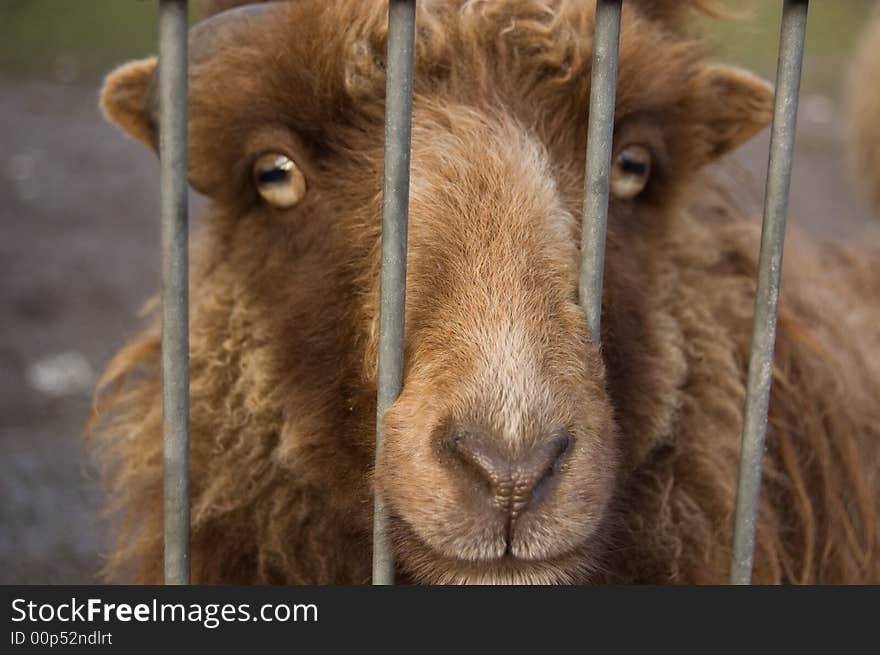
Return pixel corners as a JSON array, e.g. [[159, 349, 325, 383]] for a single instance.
[[0, 0, 875, 91], [0, 0, 205, 80], [704, 0, 875, 66], [701, 0, 876, 94]]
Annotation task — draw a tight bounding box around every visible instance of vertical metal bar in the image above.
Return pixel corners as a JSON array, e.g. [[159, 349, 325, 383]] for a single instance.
[[159, 0, 190, 585], [731, 0, 808, 585], [373, 0, 416, 586], [579, 0, 622, 341]]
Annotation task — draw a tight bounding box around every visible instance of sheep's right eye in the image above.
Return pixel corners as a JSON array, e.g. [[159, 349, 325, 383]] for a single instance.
[[253, 153, 307, 208]]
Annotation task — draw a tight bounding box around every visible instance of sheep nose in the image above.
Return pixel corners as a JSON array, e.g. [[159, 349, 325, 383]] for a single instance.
[[448, 429, 571, 518]]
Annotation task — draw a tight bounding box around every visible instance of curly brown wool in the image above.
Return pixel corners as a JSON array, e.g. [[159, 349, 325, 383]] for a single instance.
[[90, 0, 879, 584]]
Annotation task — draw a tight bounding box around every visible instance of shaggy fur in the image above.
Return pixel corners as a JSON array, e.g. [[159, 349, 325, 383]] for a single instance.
[[90, 0, 880, 584], [845, 4, 880, 212]]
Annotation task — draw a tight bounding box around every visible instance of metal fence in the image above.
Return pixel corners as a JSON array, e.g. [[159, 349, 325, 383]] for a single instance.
[[158, 0, 190, 586], [156, 0, 809, 585]]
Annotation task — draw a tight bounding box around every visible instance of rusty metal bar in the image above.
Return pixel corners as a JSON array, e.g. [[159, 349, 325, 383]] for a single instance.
[[731, 0, 808, 585], [373, 0, 416, 586], [579, 0, 622, 342], [159, 0, 190, 585]]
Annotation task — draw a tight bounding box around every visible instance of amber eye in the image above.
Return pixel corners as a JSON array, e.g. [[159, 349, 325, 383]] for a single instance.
[[253, 153, 307, 208], [610, 145, 652, 199]]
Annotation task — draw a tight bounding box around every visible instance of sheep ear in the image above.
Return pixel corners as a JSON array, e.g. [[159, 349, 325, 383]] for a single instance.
[[694, 64, 774, 160], [100, 57, 159, 151], [99, 4, 276, 155]]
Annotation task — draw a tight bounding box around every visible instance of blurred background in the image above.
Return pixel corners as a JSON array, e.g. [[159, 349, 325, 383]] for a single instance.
[[0, 0, 877, 584]]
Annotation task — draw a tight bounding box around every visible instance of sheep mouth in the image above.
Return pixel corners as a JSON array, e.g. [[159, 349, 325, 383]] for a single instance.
[[403, 546, 595, 585], [390, 515, 600, 585]]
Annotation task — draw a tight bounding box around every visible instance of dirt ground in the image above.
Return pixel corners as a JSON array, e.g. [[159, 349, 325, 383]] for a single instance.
[[1, 18, 877, 583], [0, 78, 205, 583]]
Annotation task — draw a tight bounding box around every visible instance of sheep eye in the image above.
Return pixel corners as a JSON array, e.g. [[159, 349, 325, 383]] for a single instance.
[[610, 145, 651, 199], [253, 153, 307, 208]]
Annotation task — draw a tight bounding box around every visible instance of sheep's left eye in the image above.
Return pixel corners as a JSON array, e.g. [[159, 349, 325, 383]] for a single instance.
[[610, 145, 652, 199], [253, 153, 307, 208]]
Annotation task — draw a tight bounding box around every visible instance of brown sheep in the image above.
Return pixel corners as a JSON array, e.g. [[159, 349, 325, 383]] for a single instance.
[[91, 0, 880, 584], [845, 4, 880, 213]]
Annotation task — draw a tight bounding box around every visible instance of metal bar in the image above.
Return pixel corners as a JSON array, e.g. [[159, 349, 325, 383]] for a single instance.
[[373, 0, 416, 586], [579, 0, 622, 342], [730, 0, 808, 585], [159, 0, 190, 586]]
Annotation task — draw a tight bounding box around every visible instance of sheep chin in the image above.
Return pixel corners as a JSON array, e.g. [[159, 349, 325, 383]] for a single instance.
[[405, 553, 590, 586]]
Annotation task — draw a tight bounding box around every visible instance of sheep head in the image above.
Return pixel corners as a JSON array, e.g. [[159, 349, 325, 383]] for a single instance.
[[99, 0, 772, 584]]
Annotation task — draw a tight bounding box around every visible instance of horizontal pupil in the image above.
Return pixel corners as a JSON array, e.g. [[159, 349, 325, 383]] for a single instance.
[[620, 158, 647, 176], [257, 168, 290, 185]]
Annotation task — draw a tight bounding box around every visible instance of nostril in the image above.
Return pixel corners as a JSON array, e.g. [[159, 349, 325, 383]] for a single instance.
[[525, 429, 572, 507], [552, 429, 571, 453], [547, 430, 571, 474], [530, 429, 571, 474], [445, 426, 573, 515], [447, 430, 507, 489]]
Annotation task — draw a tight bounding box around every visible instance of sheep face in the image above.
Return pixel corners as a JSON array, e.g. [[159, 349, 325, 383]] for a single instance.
[[100, 0, 772, 584], [373, 108, 618, 584]]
